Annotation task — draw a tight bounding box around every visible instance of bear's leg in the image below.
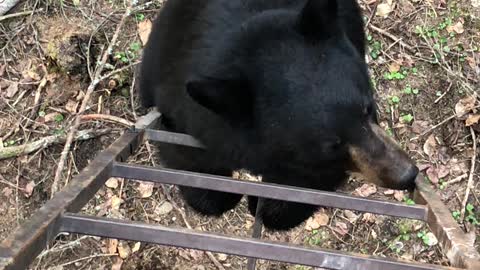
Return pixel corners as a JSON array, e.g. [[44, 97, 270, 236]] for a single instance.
[[156, 142, 243, 216], [248, 196, 318, 230]]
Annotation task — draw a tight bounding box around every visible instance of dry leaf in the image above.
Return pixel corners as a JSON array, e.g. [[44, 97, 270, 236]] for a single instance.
[[424, 232, 438, 246], [155, 201, 173, 216], [426, 167, 439, 183], [24, 181, 35, 198], [44, 113, 62, 123], [2, 187, 13, 197], [343, 210, 359, 223], [217, 253, 228, 262], [388, 62, 401, 73], [383, 189, 395, 195], [423, 134, 437, 157], [138, 20, 153, 46], [137, 181, 154, 198], [362, 213, 376, 223], [111, 257, 123, 270], [333, 222, 348, 236], [110, 195, 122, 210], [189, 250, 204, 261], [132, 242, 141, 253], [393, 191, 405, 201], [118, 241, 131, 259], [105, 178, 119, 189], [5, 82, 19, 98], [107, 239, 119, 254], [411, 120, 429, 134], [455, 95, 477, 118], [354, 184, 377, 197], [376, 0, 394, 17], [65, 100, 79, 113], [466, 57, 477, 70], [447, 21, 464, 34], [466, 114, 480, 126], [305, 212, 329, 231]]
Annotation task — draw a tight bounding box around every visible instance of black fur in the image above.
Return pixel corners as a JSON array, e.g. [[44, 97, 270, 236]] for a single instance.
[[139, 0, 374, 230]]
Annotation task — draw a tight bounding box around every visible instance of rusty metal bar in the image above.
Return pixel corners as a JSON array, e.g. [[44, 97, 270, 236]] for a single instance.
[[59, 213, 461, 270], [414, 178, 480, 270], [0, 111, 160, 270], [112, 162, 429, 220], [145, 129, 205, 148]]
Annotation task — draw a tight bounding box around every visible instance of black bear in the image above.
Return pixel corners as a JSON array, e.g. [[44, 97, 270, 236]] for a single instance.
[[139, 0, 419, 230]]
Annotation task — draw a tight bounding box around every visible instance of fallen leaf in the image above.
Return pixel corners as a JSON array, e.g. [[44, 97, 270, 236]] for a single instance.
[[137, 181, 154, 198], [65, 99, 79, 113], [411, 120, 429, 134], [362, 213, 376, 223], [371, 230, 378, 239], [111, 257, 123, 270], [107, 239, 119, 254], [455, 95, 477, 118], [343, 210, 359, 223], [105, 178, 119, 189], [131, 242, 141, 253], [384, 189, 395, 195], [5, 82, 19, 98], [437, 165, 450, 179], [466, 114, 480, 126], [466, 57, 477, 70], [305, 212, 329, 231], [354, 184, 377, 197], [24, 181, 35, 198], [423, 134, 437, 157], [388, 62, 401, 73], [118, 241, 131, 259], [189, 250, 204, 261], [44, 113, 62, 123], [2, 187, 13, 197], [155, 201, 173, 216], [333, 222, 348, 236], [376, 0, 394, 17], [473, 0, 480, 8], [110, 195, 122, 210], [138, 20, 153, 46], [446, 21, 464, 34], [217, 253, 227, 262], [424, 232, 438, 246], [393, 191, 405, 201], [426, 167, 439, 184]]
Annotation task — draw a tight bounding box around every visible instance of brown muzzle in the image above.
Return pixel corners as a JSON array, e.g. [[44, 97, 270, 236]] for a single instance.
[[348, 123, 418, 190]]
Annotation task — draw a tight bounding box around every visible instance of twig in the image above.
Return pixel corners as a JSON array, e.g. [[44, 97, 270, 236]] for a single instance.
[[0, 9, 36, 21], [25, 77, 48, 128], [98, 60, 141, 82], [80, 114, 134, 127], [368, 24, 416, 54], [434, 82, 453, 104], [410, 114, 457, 140], [0, 129, 113, 160], [50, 5, 133, 196], [460, 127, 476, 221]]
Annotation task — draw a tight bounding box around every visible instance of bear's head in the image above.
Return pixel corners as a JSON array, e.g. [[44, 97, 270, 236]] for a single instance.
[[186, 0, 418, 190]]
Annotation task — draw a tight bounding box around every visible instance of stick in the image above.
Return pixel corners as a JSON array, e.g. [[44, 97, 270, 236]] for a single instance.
[[368, 24, 416, 54], [460, 127, 476, 221], [410, 114, 457, 140], [80, 114, 134, 127], [50, 5, 133, 196], [0, 129, 113, 160], [0, 9, 35, 21], [434, 82, 453, 104]]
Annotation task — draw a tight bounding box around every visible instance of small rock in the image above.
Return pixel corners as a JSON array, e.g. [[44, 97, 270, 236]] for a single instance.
[[217, 253, 227, 262], [155, 201, 173, 216]]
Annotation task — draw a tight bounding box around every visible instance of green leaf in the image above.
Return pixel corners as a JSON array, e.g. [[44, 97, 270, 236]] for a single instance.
[[391, 96, 400, 104], [466, 204, 474, 212], [38, 111, 46, 117], [412, 89, 419, 95], [402, 114, 414, 123], [54, 114, 64, 122]]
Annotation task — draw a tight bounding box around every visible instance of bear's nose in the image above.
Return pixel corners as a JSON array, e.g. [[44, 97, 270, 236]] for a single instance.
[[397, 165, 419, 191]]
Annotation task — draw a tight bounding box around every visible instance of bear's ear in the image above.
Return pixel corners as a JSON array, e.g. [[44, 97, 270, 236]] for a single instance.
[[298, 0, 339, 40], [186, 77, 253, 123]]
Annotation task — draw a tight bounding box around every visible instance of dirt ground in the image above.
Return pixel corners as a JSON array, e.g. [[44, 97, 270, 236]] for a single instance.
[[0, 0, 479, 269]]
